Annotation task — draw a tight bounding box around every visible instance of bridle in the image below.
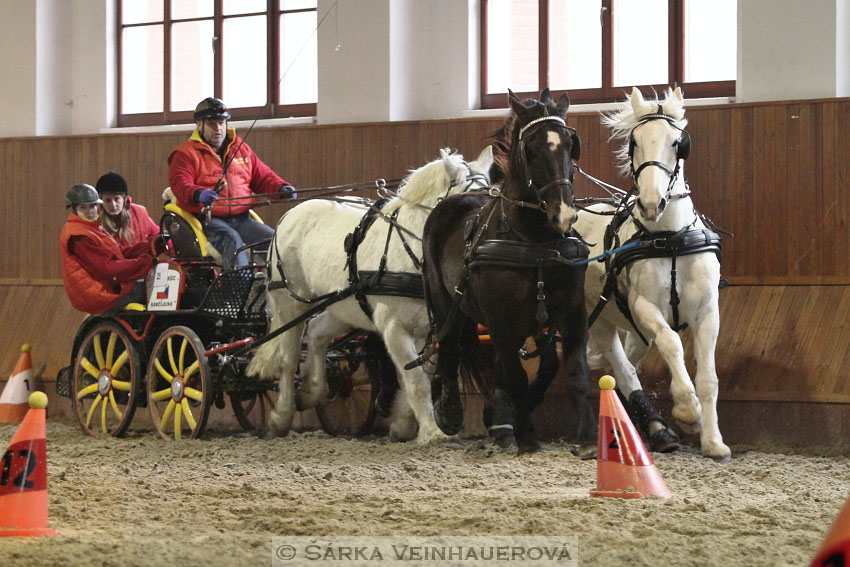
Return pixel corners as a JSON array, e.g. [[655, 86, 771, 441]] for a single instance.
[[513, 115, 581, 212], [628, 105, 692, 205]]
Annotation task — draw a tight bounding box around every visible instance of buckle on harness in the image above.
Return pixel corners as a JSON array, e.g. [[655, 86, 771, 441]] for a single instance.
[[652, 238, 668, 249]]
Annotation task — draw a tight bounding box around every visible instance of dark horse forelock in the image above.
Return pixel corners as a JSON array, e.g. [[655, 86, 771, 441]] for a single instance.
[[490, 112, 516, 180]]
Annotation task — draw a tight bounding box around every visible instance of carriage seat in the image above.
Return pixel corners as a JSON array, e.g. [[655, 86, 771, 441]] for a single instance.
[[160, 187, 266, 262]]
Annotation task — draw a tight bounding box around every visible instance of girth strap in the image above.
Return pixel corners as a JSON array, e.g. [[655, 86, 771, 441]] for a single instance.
[[344, 198, 391, 319]]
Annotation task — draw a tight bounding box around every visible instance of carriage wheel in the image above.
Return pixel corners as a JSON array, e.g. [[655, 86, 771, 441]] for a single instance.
[[72, 321, 141, 437], [314, 335, 387, 437], [230, 388, 276, 435], [146, 326, 212, 440]]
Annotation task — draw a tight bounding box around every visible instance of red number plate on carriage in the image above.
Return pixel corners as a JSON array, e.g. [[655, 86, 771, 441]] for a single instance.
[[597, 415, 653, 467]]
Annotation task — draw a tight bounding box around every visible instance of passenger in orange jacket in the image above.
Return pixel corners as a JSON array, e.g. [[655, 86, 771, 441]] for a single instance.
[[59, 184, 155, 315], [167, 97, 297, 269], [96, 171, 161, 254]]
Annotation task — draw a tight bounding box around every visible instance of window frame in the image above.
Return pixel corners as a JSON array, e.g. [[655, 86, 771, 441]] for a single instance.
[[117, 0, 317, 127], [480, 0, 735, 108]]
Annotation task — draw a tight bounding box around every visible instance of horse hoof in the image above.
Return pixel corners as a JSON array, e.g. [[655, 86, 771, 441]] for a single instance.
[[433, 400, 463, 436], [574, 444, 597, 460], [492, 434, 516, 450], [676, 418, 703, 435], [709, 453, 732, 464], [649, 427, 680, 453], [517, 438, 542, 455]]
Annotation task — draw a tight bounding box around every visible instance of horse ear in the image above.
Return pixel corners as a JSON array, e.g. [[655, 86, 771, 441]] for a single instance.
[[508, 89, 527, 117], [441, 148, 463, 179], [556, 92, 571, 117], [470, 145, 495, 179], [672, 86, 684, 102], [540, 88, 554, 107], [630, 87, 645, 114]]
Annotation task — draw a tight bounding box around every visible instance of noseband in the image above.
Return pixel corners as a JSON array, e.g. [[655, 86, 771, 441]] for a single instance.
[[516, 116, 578, 211], [629, 105, 691, 202]]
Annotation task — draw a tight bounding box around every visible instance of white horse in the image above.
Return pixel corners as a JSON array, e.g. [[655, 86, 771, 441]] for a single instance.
[[574, 87, 730, 460], [246, 147, 493, 443]]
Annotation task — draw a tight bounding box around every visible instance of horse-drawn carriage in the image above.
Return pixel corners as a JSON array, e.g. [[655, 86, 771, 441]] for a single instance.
[[56, 191, 398, 440], [58, 86, 730, 460]]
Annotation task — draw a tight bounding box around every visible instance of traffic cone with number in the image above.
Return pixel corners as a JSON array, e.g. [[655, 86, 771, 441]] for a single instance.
[[811, 494, 850, 566], [0, 391, 55, 536], [590, 375, 671, 499], [0, 344, 35, 423]]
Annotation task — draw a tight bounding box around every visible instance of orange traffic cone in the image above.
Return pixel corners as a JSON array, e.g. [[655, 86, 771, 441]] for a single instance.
[[811, 494, 850, 566], [590, 375, 672, 499], [0, 344, 35, 423], [0, 391, 55, 537]]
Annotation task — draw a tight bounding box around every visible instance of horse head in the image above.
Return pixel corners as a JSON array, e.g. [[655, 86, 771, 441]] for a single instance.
[[387, 147, 492, 214], [609, 86, 690, 222], [506, 88, 581, 235]]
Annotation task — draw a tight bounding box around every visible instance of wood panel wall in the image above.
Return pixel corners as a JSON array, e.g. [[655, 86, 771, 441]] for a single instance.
[[1, 98, 849, 414]]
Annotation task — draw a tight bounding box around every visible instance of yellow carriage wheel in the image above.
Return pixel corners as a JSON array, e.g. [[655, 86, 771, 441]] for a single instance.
[[146, 326, 212, 440], [72, 321, 141, 437]]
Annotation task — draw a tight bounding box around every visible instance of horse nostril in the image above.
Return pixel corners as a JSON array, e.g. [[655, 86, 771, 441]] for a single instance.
[[658, 199, 667, 213], [636, 198, 646, 213]]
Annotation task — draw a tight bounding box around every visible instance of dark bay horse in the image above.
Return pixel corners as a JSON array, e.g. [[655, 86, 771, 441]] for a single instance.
[[421, 89, 596, 455]]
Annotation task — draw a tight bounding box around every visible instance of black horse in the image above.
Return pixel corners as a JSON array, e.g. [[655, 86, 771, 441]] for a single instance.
[[422, 89, 597, 455]]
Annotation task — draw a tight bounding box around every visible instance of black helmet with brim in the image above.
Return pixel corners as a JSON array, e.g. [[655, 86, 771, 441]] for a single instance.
[[194, 97, 231, 121]]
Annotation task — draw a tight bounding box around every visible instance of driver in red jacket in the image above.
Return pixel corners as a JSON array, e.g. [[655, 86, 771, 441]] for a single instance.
[[59, 184, 155, 315], [167, 97, 297, 270]]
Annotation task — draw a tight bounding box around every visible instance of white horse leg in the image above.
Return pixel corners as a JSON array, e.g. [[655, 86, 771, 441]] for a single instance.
[[589, 320, 643, 396], [297, 313, 349, 410], [692, 307, 731, 460], [246, 291, 306, 437], [632, 296, 702, 428], [623, 330, 651, 367], [376, 316, 444, 444]]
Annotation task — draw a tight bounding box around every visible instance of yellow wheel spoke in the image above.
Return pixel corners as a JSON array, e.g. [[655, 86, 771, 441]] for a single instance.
[[160, 399, 175, 432], [80, 357, 99, 379], [112, 379, 132, 392], [174, 403, 183, 440], [184, 387, 203, 402], [106, 332, 117, 368], [93, 334, 105, 369], [155, 358, 174, 383], [85, 395, 103, 427], [184, 360, 200, 381], [100, 394, 108, 433], [151, 388, 173, 402], [76, 383, 99, 400], [167, 337, 178, 375], [108, 390, 123, 420], [179, 339, 188, 375], [180, 399, 197, 430], [111, 350, 129, 376]]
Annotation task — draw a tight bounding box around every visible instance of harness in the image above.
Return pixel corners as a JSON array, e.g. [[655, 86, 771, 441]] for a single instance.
[[587, 198, 723, 344]]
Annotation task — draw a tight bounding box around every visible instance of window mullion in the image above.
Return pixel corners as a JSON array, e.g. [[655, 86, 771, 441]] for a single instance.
[[670, 0, 683, 87], [269, 0, 279, 117], [214, 0, 223, 98], [602, 0, 613, 96], [539, 0, 548, 92], [164, 0, 172, 121]]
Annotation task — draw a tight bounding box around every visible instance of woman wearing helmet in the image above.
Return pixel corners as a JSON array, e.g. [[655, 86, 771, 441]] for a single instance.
[[59, 183, 156, 315], [96, 172, 160, 253]]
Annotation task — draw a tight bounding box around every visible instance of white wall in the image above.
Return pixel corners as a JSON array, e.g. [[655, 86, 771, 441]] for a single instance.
[[837, 0, 850, 96], [0, 0, 38, 137], [36, 0, 73, 135], [738, 0, 843, 102]]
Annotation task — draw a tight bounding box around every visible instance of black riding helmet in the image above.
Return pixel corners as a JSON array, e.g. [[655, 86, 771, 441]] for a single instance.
[[65, 184, 102, 208], [95, 172, 128, 196], [193, 97, 231, 121]]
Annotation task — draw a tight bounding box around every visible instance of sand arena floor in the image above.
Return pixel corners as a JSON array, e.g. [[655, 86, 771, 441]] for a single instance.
[[0, 417, 847, 567]]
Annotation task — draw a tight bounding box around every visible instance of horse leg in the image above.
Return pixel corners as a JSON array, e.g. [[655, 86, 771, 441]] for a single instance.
[[489, 335, 529, 452], [245, 292, 307, 437], [521, 334, 559, 413], [432, 320, 465, 437], [297, 313, 348, 410], [692, 306, 731, 460], [621, 330, 680, 452], [558, 320, 597, 460], [632, 296, 702, 429]]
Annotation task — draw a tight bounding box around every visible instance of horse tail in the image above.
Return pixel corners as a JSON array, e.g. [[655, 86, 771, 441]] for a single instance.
[[457, 320, 494, 397]]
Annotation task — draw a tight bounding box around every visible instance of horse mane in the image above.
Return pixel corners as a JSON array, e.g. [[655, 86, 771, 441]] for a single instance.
[[490, 111, 516, 181], [602, 88, 688, 175], [382, 150, 466, 214]]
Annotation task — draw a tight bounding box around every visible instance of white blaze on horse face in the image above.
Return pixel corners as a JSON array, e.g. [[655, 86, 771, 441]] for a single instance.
[[556, 201, 578, 233], [546, 131, 562, 151]]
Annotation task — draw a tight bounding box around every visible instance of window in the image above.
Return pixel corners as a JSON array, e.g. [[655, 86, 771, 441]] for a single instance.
[[481, 0, 736, 107], [118, 0, 317, 127]]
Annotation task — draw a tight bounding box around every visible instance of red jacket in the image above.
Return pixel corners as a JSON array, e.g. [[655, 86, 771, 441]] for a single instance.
[[106, 199, 161, 254], [60, 214, 152, 314], [168, 128, 288, 217]]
